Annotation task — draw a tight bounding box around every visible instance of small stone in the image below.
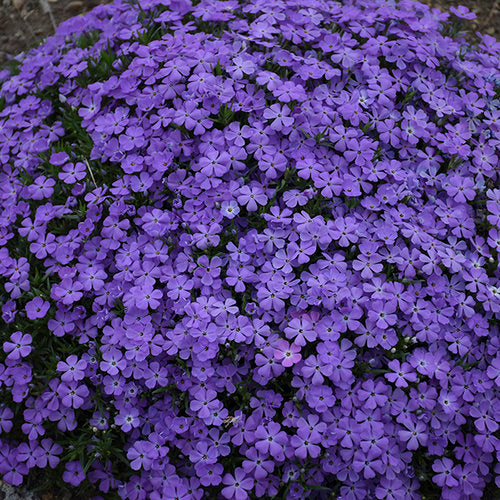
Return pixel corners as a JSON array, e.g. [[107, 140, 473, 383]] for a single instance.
[[66, 0, 83, 11], [39, 0, 51, 13], [12, 0, 23, 9]]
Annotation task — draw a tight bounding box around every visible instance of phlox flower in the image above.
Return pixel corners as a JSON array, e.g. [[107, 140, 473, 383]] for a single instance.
[[25, 296, 50, 320], [274, 340, 302, 367], [221, 200, 240, 219]]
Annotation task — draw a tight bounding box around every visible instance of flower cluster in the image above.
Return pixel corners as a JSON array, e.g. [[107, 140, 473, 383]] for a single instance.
[[0, 0, 499, 498]]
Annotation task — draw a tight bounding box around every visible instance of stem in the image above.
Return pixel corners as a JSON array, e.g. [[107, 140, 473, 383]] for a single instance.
[[84, 159, 98, 188]]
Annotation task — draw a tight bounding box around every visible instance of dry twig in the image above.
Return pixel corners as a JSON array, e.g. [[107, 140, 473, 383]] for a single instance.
[[39, 0, 57, 33]]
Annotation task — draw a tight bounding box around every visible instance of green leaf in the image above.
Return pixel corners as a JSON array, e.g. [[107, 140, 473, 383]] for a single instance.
[[81, 453, 98, 475], [213, 60, 224, 76], [314, 126, 329, 142], [305, 484, 332, 492]]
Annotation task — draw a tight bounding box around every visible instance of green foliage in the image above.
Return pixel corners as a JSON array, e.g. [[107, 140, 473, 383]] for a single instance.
[[75, 30, 101, 49]]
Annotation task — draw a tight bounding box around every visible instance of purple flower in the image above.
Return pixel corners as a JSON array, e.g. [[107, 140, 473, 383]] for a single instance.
[[273, 340, 301, 368], [367, 300, 397, 329], [486, 356, 500, 386], [127, 440, 157, 471], [50, 278, 83, 305], [115, 407, 140, 433], [352, 252, 383, 279], [62, 461, 85, 486], [450, 5, 476, 19], [192, 223, 221, 249], [257, 286, 287, 312], [34, 439, 62, 469], [283, 315, 316, 348], [221, 200, 240, 219], [272, 247, 298, 274], [241, 447, 274, 480], [352, 449, 385, 479], [432, 458, 459, 488], [30, 233, 57, 259], [3, 331, 32, 360], [384, 360, 418, 388], [375, 478, 406, 500], [27, 176, 55, 200], [59, 162, 86, 184], [330, 217, 358, 247], [0, 0, 498, 496], [254, 422, 288, 461], [263, 104, 294, 131], [57, 355, 87, 382], [237, 184, 268, 212], [119, 125, 145, 151], [25, 296, 50, 320], [125, 285, 163, 310], [17, 441, 39, 468], [228, 56, 256, 80], [221, 467, 254, 500], [290, 426, 321, 459], [190, 389, 219, 420], [469, 401, 499, 433], [198, 462, 224, 487], [2, 455, 28, 486], [60, 382, 89, 409], [358, 379, 388, 410], [398, 420, 428, 450], [194, 255, 223, 287], [0, 407, 13, 433], [445, 174, 476, 203]]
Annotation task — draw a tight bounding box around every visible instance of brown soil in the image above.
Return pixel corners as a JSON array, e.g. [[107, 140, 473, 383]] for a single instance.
[[0, 0, 112, 67], [0, 0, 498, 68]]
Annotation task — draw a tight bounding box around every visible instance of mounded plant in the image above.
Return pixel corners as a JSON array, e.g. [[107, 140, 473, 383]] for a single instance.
[[0, 0, 499, 498]]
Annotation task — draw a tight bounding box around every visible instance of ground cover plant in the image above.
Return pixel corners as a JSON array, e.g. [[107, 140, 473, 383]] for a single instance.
[[0, 0, 499, 498]]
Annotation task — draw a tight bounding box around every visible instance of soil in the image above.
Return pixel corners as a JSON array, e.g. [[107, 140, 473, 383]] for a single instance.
[[0, 0, 498, 68], [0, 0, 112, 67]]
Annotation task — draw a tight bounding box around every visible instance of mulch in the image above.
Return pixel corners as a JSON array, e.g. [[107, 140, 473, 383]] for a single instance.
[[0, 0, 498, 69]]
